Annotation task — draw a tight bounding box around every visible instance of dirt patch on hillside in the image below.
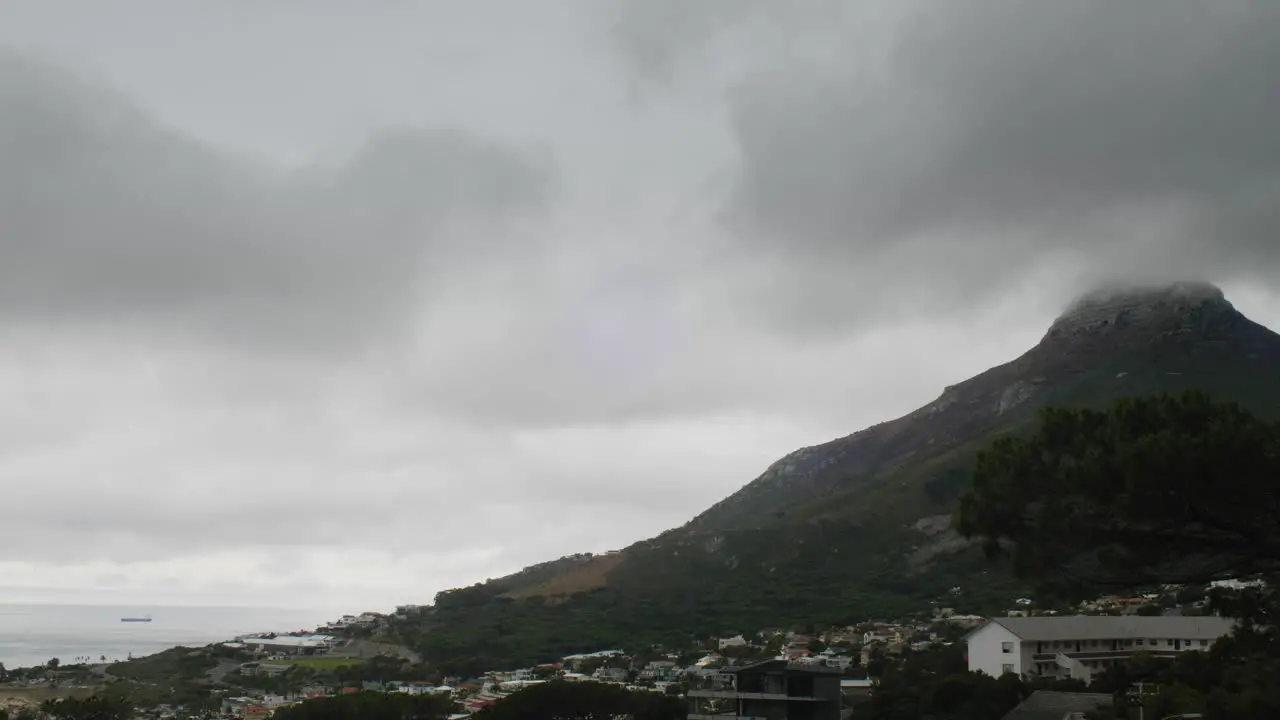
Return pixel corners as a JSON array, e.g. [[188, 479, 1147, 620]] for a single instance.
[[501, 553, 624, 600]]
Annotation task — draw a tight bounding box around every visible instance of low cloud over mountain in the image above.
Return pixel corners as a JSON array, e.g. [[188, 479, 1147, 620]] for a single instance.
[[0, 0, 1277, 608]]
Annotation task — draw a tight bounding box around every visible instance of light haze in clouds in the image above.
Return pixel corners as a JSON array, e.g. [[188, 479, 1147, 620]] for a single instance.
[[0, 0, 1277, 612]]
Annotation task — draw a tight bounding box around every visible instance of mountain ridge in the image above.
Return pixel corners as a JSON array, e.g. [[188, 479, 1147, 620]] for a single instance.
[[684, 280, 1261, 533], [400, 281, 1280, 673]]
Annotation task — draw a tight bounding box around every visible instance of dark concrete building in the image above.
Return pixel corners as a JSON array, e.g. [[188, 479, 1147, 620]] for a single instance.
[[687, 659, 842, 720]]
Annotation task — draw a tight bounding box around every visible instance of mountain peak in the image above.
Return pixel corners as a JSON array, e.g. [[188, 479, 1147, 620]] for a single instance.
[[424, 278, 1280, 671], [1062, 280, 1225, 315], [1046, 281, 1230, 339]]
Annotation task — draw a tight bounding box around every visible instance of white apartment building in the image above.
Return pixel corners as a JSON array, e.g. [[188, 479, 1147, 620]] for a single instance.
[[967, 616, 1236, 683]]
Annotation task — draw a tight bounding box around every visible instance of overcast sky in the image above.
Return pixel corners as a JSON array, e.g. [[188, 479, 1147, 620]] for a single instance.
[[1, 0, 1278, 614]]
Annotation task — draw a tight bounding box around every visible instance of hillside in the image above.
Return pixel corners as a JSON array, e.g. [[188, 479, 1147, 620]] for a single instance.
[[396, 282, 1280, 674]]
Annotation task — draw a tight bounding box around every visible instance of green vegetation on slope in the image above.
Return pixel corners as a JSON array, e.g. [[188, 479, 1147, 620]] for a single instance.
[[392, 520, 1028, 674], [105, 646, 223, 684]]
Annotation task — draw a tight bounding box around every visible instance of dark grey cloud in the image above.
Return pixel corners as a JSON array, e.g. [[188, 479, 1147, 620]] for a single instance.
[[2, 1, 1279, 610], [608, 0, 758, 86], [613, 0, 1280, 329], [0, 52, 550, 352]]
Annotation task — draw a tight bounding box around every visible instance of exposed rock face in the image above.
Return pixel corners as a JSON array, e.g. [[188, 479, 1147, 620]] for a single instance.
[[1044, 281, 1228, 340], [997, 381, 1036, 414]]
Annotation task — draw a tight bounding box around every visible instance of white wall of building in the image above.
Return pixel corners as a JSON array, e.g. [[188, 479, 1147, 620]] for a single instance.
[[966, 623, 1024, 677]]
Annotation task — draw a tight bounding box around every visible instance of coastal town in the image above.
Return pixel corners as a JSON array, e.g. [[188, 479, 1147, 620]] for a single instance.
[[0, 578, 1262, 720]]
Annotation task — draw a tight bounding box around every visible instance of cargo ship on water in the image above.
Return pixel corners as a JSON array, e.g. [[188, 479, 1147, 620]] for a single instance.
[[120, 616, 152, 623]]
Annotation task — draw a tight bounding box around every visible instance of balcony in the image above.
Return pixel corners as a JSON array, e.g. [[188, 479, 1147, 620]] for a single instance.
[[1033, 649, 1182, 662]]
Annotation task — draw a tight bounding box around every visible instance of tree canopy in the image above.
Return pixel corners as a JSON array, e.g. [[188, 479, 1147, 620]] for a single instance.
[[40, 695, 132, 720], [470, 681, 685, 720], [957, 391, 1280, 596], [856, 646, 1026, 720], [271, 691, 454, 720]]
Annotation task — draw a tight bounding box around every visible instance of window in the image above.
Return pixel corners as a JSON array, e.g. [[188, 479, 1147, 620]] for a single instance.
[[1199, 640, 1208, 647], [1002, 664, 1014, 675], [1166, 640, 1174, 647], [1001, 641, 1013, 654], [1136, 639, 1144, 646]]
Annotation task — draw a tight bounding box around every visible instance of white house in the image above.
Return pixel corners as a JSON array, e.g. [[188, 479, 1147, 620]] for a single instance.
[[863, 630, 898, 645], [498, 679, 545, 692], [562, 650, 625, 663], [392, 682, 453, 696], [967, 616, 1236, 683], [593, 667, 629, 683], [638, 661, 678, 681]]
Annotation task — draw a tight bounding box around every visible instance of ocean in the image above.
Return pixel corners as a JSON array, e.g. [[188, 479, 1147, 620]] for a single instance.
[[0, 604, 332, 669]]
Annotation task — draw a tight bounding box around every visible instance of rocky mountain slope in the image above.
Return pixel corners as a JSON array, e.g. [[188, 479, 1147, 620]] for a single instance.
[[399, 282, 1280, 673], [687, 281, 1275, 532]]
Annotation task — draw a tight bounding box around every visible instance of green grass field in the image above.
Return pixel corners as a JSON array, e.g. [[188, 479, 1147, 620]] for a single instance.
[[269, 656, 366, 669]]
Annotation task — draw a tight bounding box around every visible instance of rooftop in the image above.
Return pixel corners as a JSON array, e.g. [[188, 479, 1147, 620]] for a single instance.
[[1000, 691, 1112, 720], [240, 634, 335, 647], [988, 615, 1235, 641]]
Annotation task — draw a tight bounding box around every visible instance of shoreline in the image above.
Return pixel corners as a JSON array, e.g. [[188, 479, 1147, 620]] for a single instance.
[[0, 604, 334, 671]]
